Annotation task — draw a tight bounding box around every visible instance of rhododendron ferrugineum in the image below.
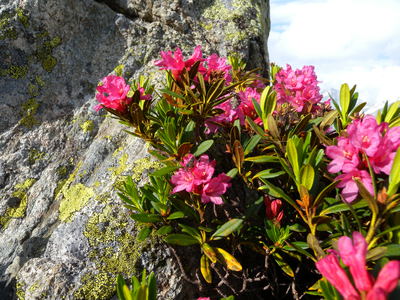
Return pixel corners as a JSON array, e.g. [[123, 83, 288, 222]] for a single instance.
[[273, 64, 323, 113], [326, 115, 400, 202], [95, 75, 131, 112], [95, 75, 151, 112], [204, 87, 263, 133], [264, 196, 284, 224], [170, 154, 231, 205], [316, 232, 400, 300]]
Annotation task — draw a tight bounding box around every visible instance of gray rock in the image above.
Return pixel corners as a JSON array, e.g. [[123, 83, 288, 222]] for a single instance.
[[0, 0, 270, 298]]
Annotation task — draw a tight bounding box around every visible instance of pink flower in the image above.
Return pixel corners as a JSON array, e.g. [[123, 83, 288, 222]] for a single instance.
[[192, 155, 216, 186], [273, 64, 323, 113], [154, 45, 204, 80], [347, 115, 382, 157], [264, 196, 284, 223], [336, 169, 374, 203], [170, 168, 196, 193], [367, 261, 400, 300], [203, 53, 232, 83], [326, 137, 360, 173], [201, 173, 231, 205], [95, 75, 131, 112], [171, 154, 215, 194], [386, 126, 400, 150], [338, 232, 373, 292], [316, 253, 360, 300], [197, 298, 211, 300], [317, 232, 400, 300], [205, 99, 238, 134], [237, 87, 261, 125]]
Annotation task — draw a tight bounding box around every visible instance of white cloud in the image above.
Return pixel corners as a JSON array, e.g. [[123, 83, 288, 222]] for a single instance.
[[269, 0, 400, 112]]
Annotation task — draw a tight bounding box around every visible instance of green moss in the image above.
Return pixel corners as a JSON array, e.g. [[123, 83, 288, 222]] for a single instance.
[[0, 11, 18, 40], [80, 120, 95, 133], [74, 205, 148, 299], [16, 8, 29, 28], [28, 148, 45, 165], [35, 76, 45, 87], [27, 83, 39, 97], [36, 36, 62, 72], [0, 178, 36, 228], [9, 65, 28, 79], [20, 98, 40, 128]]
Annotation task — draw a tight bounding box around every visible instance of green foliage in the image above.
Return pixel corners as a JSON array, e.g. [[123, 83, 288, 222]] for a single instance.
[[116, 270, 156, 300]]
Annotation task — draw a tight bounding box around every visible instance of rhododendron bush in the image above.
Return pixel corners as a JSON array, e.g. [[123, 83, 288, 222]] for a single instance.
[[95, 46, 400, 299]]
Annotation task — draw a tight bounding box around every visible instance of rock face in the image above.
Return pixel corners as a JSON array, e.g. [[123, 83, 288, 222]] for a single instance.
[[0, 0, 270, 299]]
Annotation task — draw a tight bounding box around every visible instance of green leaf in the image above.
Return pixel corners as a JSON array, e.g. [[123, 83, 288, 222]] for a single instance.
[[226, 168, 238, 178], [300, 164, 314, 191], [320, 199, 368, 215], [388, 147, 400, 196], [116, 274, 127, 300], [211, 219, 243, 240], [147, 272, 157, 300], [156, 225, 173, 235], [193, 140, 214, 157], [164, 234, 200, 246], [160, 88, 185, 99], [273, 252, 294, 277], [137, 226, 152, 241], [340, 83, 350, 118], [385, 244, 400, 257], [152, 166, 179, 177], [246, 116, 266, 137], [286, 138, 300, 180], [215, 247, 242, 271], [244, 134, 261, 156], [130, 213, 162, 223], [244, 155, 279, 163], [178, 223, 202, 241], [200, 255, 212, 283], [252, 169, 285, 179], [167, 211, 185, 220]]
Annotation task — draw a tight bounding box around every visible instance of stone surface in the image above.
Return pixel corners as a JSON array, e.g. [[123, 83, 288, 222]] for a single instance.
[[0, 0, 270, 298]]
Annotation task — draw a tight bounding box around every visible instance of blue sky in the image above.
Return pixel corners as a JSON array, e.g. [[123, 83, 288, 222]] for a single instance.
[[269, 0, 400, 112]]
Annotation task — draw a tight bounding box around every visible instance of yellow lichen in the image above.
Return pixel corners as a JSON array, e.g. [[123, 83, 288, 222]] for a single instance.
[[74, 204, 147, 299], [16, 8, 29, 28], [20, 98, 39, 128], [35, 76, 45, 87], [58, 162, 95, 222], [28, 148, 45, 165], [131, 157, 163, 182], [36, 36, 62, 72], [59, 183, 94, 222], [0, 178, 36, 228], [0, 11, 17, 40], [16, 281, 26, 300], [80, 120, 94, 133]]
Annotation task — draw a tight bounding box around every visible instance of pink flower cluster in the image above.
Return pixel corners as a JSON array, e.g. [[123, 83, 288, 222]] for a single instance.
[[205, 87, 262, 133], [273, 64, 323, 113], [264, 196, 284, 224], [326, 115, 400, 202], [95, 75, 151, 112], [316, 232, 400, 300], [170, 154, 231, 205], [154, 46, 231, 83]]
